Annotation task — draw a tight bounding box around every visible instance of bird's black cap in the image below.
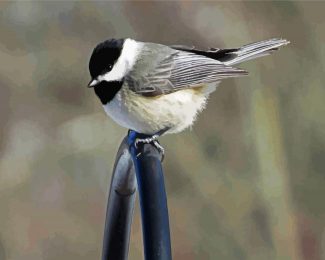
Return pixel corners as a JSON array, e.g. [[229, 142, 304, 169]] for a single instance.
[[89, 38, 125, 79]]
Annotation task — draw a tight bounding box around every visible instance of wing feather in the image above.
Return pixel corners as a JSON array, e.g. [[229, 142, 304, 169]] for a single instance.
[[126, 43, 247, 96]]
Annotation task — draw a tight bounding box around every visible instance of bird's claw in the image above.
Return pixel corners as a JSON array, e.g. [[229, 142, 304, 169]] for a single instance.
[[134, 135, 165, 161], [152, 140, 165, 157], [134, 134, 159, 148]]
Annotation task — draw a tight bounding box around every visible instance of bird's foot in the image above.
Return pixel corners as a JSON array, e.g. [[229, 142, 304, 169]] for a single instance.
[[135, 134, 159, 147], [135, 134, 165, 160]]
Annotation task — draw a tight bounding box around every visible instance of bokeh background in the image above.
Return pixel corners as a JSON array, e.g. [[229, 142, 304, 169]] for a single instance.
[[0, 1, 324, 259]]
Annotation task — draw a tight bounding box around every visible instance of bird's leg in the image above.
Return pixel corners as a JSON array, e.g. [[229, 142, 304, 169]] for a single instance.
[[134, 127, 170, 160], [135, 135, 165, 161], [135, 134, 159, 148]]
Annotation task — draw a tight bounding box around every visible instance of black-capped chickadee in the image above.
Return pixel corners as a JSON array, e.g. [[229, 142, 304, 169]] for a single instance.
[[88, 38, 289, 151]]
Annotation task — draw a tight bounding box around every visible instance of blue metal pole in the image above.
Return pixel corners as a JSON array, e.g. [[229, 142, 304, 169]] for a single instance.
[[102, 137, 136, 260], [128, 130, 172, 260]]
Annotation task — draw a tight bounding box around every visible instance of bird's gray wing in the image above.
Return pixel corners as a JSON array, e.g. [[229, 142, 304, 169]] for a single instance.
[[126, 43, 248, 97]]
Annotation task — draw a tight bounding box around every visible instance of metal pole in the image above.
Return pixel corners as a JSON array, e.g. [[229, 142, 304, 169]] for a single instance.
[[128, 131, 172, 260], [102, 137, 136, 260], [102, 131, 172, 260]]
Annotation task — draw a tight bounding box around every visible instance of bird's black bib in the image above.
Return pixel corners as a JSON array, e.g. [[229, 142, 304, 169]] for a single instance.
[[94, 80, 123, 104]]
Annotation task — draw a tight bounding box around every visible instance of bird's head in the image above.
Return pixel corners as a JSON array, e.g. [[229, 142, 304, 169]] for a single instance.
[[88, 38, 126, 88], [88, 38, 141, 104]]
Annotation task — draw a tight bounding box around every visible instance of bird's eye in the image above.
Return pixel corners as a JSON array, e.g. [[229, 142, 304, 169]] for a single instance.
[[108, 64, 112, 70]]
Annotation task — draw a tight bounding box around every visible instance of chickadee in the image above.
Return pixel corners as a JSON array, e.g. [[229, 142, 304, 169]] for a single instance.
[[88, 38, 289, 151]]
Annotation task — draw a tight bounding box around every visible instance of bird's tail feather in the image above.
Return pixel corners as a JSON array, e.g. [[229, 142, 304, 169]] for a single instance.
[[223, 38, 290, 66]]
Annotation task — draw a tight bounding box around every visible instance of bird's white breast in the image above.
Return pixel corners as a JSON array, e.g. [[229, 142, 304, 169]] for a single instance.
[[103, 84, 217, 135]]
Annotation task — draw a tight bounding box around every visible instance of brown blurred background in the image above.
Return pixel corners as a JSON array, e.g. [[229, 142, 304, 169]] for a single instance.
[[0, 1, 324, 259]]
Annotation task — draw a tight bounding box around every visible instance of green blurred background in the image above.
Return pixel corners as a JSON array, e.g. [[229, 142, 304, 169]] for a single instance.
[[0, 1, 324, 259]]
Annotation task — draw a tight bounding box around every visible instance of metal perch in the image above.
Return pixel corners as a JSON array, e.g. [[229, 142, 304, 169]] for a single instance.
[[102, 131, 172, 260]]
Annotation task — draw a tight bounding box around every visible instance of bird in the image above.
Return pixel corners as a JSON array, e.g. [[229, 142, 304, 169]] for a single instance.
[[88, 38, 289, 153]]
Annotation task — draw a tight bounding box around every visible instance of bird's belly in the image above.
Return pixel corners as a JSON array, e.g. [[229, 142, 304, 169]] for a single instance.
[[103, 86, 213, 135]]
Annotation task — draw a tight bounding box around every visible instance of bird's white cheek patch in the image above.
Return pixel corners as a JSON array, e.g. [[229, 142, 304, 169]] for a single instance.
[[102, 38, 140, 82], [102, 66, 126, 82]]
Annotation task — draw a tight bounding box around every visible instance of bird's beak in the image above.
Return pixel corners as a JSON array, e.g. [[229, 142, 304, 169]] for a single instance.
[[88, 79, 98, 88]]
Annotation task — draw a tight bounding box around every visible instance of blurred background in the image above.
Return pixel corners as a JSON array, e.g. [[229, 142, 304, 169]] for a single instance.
[[0, 1, 324, 259]]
